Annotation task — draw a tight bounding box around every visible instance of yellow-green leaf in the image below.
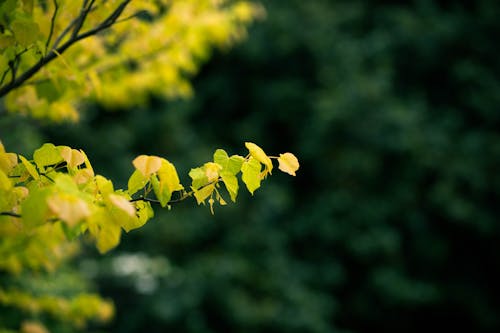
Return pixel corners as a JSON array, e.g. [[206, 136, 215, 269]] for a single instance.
[[0, 169, 11, 191], [277, 152, 299, 176], [95, 175, 114, 195], [241, 157, 261, 195], [193, 184, 215, 205], [245, 142, 273, 174], [127, 169, 148, 196], [33, 143, 63, 169], [96, 223, 121, 254], [134, 200, 154, 229], [189, 167, 208, 190], [11, 18, 39, 46], [133, 155, 162, 178], [220, 172, 238, 202], [19, 155, 39, 180]]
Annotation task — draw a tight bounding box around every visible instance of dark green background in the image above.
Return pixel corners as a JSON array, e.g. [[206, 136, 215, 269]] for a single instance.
[[1, 0, 500, 332]]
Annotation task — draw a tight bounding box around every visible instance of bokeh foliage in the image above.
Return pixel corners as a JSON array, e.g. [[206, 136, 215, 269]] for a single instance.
[[2, 0, 500, 332]]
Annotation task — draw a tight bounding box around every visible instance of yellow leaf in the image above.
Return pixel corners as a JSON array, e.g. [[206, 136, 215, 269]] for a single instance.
[[203, 162, 222, 182], [59, 146, 85, 168], [0, 152, 18, 173], [133, 155, 162, 178], [278, 153, 299, 176], [108, 193, 135, 217], [193, 184, 215, 205], [47, 193, 91, 227], [158, 160, 184, 192], [245, 142, 273, 174]]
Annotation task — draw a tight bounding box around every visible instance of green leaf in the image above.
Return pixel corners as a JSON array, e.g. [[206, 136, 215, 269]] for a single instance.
[[11, 18, 40, 46], [220, 171, 238, 202], [21, 186, 51, 227], [189, 167, 208, 190], [245, 142, 273, 174], [19, 155, 39, 180], [127, 169, 148, 196], [33, 143, 63, 170], [241, 157, 262, 195]]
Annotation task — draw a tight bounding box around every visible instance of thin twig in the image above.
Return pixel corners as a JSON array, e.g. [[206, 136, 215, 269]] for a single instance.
[[45, 0, 59, 54], [0, 212, 22, 218]]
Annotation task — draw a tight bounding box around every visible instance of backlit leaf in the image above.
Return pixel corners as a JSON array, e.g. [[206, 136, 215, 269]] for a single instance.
[[108, 193, 135, 217], [189, 167, 208, 190], [0, 152, 18, 174], [0, 169, 11, 191], [127, 169, 148, 196], [133, 155, 162, 178], [204, 162, 222, 182], [241, 157, 261, 194], [220, 171, 238, 202], [19, 155, 39, 180], [47, 193, 90, 227], [278, 153, 299, 176], [193, 184, 215, 205], [59, 146, 85, 168], [33, 143, 63, 170], [245, 142, 273, 174]]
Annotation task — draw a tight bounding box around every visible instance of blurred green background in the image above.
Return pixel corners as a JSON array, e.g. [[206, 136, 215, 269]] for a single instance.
[[1, 0, 500, 332]]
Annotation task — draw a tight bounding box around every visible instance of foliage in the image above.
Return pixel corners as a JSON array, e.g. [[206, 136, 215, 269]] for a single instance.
[[0, 1, 301, 332], [0, 0, 264, 120]]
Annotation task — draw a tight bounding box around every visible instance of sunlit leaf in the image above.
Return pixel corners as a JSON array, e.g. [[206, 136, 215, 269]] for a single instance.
[[127, 169, 148, 196], [47, 193, 90, 227], [133, 155, 162, 178], [220, 171, 238, 202], [19, 155, 39, 180], [241, 157, 261, 194], [59, 146, 85, 169], [245, 142, 273, 174], [33, 143, 63, 170], [193, 183, 215, 205], [189, 167, 208, 190], [277, 152, 299, 176]]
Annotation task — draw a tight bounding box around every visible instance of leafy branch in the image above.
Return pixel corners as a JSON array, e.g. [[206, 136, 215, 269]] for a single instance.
[[0, 0, 131, 97]]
